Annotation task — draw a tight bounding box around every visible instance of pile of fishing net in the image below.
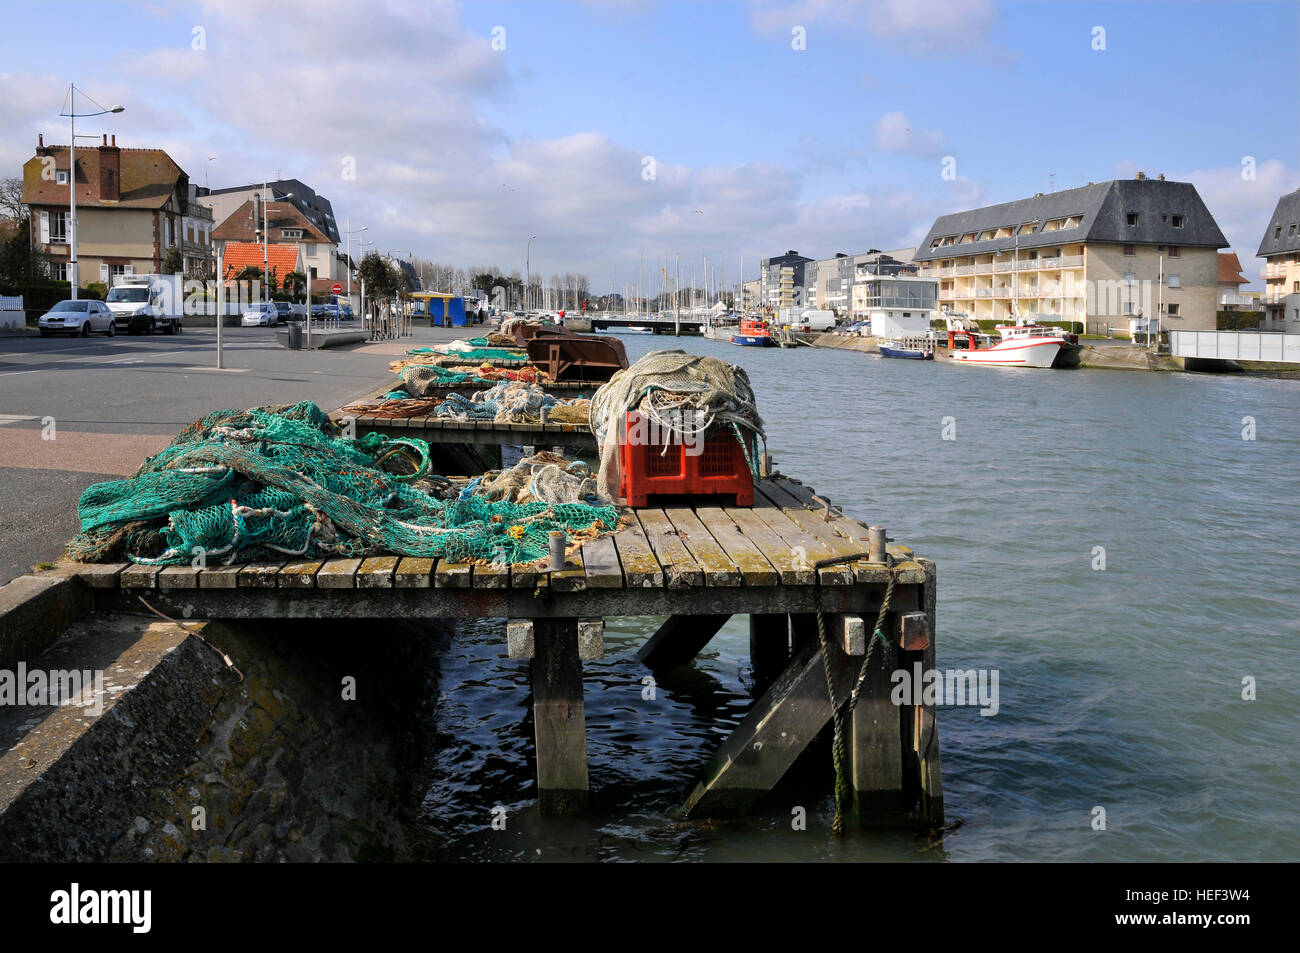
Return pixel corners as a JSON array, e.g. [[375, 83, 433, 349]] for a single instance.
[[399, 338, 526, 366], [434, 380, 590, 424], [500, 316, 554, 339], [66, 400, 618, 568], [589, 349, 765, 499], [394, 361, 552, 395], [462, 451, 607, 507]]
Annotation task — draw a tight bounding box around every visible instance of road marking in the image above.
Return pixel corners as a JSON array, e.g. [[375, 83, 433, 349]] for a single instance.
[[0, 370, 39, 378], [181, 366, 252, 373]]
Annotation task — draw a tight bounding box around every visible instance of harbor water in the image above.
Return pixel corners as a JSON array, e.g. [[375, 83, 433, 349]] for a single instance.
[[418, 333, 1300, 862]]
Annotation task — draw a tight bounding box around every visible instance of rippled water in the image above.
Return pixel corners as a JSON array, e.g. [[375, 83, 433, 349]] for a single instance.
[[418, 334, 1300, 862]]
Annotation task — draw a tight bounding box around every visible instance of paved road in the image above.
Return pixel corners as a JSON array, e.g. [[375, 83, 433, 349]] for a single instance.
[[0, 322, 478, 584]]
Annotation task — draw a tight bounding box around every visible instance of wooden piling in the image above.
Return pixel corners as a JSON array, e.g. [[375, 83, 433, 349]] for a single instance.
[[748, 613, 789, 690], [530, 618, 588, 815]]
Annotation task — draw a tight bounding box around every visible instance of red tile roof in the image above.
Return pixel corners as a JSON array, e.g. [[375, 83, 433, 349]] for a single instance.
[[1217, 251, 1247, 286], [220, 242, 301, 281], [22, 141, 184, 209], [212, 200, 331, 244]]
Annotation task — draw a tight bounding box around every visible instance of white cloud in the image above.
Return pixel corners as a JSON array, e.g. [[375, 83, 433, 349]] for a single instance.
[[1179, 160, 1298, 287], [748, 0, 996, 54], [873, 111, 945, 158]]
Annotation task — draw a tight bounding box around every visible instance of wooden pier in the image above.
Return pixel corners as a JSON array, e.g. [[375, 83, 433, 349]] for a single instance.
[[70, 474, 943, 827]]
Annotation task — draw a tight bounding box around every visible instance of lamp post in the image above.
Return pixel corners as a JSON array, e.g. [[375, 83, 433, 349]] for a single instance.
[[525, 234, 536, 313], [60, 84, 123, 300], [205, 156, 216, 191], [343, 221, 367, 312]]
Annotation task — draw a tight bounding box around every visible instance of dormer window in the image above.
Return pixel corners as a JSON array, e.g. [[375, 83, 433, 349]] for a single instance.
[[1172, 215, 1184, 228], [56, 170, 69, 185], [282, 228, 303, 239], [1126, 213, 1139, 226]]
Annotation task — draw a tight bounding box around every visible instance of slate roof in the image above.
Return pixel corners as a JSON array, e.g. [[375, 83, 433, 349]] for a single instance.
[[1256, 187, 1300, 258], [204, 179, 340, 244], [914, 179, 1227, 262]]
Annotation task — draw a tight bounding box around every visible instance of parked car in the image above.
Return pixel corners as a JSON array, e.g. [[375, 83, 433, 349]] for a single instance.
[[38, 299, 116, 337], [241, 302, 279, 327], [270, 301, 293, 324], [289, 303, 307, 321], [339, 304, 354, 321]]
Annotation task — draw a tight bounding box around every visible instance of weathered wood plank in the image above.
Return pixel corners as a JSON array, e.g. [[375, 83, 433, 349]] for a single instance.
[[434, 559, 474, 588], [510, 563, 538, 589], [610, 520, 664, 588], [473, 561, 510, 589], [531, 618, 588, 815], [120, 564, 161, 589], [635, 509, 703, 588], [76, 562, 129, 589], [548, 546, 587, 593], [238, 563, 285, 588], [393, 557, 435, 588], [851, 636, 905, 814], [278, 560, 323, 588], [723, 506, 814, 585], [745, 503, 854, 586], [693, 507, 778, 586], [578, 534, 623, 589], [157, 565, 200, 589], [317, 558, 363, 589], [661, 508, 742, 587], [356, 555, 398, 588], [197, 565, 242, 589]]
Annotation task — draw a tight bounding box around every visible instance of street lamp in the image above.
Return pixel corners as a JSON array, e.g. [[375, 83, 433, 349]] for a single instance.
[[59, 83, 123, 300], [343, 221, 367, 308], [205, 156, 216, 191], [525, 235, 536, 313]]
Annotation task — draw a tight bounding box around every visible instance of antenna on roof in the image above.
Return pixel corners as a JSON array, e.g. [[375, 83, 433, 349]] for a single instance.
[[1049, 172, 1055, 192]]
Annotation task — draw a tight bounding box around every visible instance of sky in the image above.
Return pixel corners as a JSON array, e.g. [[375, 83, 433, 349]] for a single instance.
[[1, 0, 1297, 292]]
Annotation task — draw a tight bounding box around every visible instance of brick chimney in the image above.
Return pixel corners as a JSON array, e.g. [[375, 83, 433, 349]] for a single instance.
[[98, 133, 120, 201]]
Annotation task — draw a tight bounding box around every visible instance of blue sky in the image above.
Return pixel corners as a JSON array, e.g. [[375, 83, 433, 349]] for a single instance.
[[2, 0, 1295, 289]]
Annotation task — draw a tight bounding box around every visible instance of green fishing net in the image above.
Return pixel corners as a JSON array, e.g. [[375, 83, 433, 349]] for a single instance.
[[67, 400, 619, 567]]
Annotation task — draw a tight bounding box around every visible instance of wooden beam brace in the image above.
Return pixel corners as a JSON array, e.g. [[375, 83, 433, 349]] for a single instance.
[[682, 633, 858, 818], [635, 613, 730, 671], [748, 613, 789, 692]]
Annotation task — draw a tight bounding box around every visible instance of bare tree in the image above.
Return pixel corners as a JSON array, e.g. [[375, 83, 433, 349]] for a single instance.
[[0, 177, 26, 223]]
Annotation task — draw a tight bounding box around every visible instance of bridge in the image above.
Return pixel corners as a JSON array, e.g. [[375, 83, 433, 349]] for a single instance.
[[1169, 330, 1300, 364], [588, 314, 705, 335]]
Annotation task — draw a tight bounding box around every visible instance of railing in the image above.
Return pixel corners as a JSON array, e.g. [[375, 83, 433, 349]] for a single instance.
[[1170, 330, 1300, 363]]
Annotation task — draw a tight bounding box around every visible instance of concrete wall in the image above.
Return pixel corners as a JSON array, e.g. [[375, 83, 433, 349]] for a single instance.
[[1087, 242, 1218, 332]]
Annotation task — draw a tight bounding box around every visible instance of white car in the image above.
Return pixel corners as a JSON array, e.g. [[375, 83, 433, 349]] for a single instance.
[[241, 302, 279, 327], [38, 299, 116, 337]]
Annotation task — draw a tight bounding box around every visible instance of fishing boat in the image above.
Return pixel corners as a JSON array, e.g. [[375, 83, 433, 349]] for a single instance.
[[730, 317, 775, 347], [879, 339, 934, 360], [948, 326, 1061, 367]]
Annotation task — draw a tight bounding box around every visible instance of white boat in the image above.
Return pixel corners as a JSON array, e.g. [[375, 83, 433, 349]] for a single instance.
[[950, 334, 1061, 367]]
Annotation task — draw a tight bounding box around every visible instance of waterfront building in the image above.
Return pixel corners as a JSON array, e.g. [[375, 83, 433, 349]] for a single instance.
[[913, 175, 1227, 333], [1256, 186, 1300, 331], [759, 250, 813, 311]]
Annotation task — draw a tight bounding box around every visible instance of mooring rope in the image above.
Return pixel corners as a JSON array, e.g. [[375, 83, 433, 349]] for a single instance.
[[813, 552, 897, 835]]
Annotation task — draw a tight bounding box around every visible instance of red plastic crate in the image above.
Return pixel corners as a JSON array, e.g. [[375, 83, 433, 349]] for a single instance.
[[618, 411, 754, 507]]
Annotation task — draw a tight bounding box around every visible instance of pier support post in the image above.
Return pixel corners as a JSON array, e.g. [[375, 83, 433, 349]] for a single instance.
[[748, 614, 789, 691], [636, 614, 731, 671], [904, 559, 944, 826], [530, 617, 588, 815], [849, 638, 905, 816]]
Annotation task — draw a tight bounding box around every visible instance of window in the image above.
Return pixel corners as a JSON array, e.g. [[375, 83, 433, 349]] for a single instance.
[[305, 243, 317, 257], [1126, 213, 1139, 226], [282, 228, 303, 239], [1167, 303, 1180, 316], [1168, 246, 1180, 257], [1290, 224, 1298, 236], [1167, 275, 1180, 288], [1172, 215, 1184, 228], [1293, 281, 1299, 293], [49, 210, 68, 243], [1276, 226, 1284, 239], [50, 262, 68, 281], [56, 169, 69, 185], [1123, 244, 1135, 256]]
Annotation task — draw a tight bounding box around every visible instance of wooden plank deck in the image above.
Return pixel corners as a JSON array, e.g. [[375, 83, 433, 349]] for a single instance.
[[70, 480, 926, 618]]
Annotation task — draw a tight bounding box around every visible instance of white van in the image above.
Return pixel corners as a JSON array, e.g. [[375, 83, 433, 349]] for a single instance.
[[780, 308, 837, 332], [105, 275, 183, 335]]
